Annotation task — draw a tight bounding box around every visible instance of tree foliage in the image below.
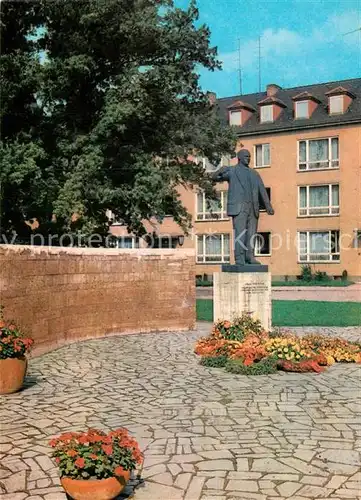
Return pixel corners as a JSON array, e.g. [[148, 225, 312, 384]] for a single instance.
[[1, 0, 235, 242]]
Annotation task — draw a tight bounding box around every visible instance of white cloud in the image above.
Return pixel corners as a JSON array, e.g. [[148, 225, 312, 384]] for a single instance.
[[219, 10, 361, 74]]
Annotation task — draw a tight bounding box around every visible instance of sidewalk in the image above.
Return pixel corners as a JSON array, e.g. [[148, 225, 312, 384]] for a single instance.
[[197, 282, 361, 302]]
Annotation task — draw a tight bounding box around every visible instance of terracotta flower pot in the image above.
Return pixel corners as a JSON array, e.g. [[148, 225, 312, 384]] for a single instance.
[[61, 472, 130, 500], [0, 357, 27, 394]]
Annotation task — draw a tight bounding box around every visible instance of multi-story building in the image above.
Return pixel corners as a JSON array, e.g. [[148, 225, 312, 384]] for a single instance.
[[111, 78, 361, 281]]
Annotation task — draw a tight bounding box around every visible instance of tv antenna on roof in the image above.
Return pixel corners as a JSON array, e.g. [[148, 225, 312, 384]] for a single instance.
[[237, 38, 243, 95], [343, 26, 361, 36], [258, 35, 262, 92]]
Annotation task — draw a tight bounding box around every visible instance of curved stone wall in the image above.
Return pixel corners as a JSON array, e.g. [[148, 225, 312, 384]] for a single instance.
[[0, 245, 195, 356]]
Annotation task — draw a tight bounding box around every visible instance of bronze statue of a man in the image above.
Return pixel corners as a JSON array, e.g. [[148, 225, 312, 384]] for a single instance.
[[212, 149, 274, 266]]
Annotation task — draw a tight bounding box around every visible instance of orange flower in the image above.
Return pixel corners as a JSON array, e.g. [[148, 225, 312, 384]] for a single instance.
[[59, 432, 77, 442], [90, 434, 103, 443], [67, 449, 77, 457], [102, 444, 113, 456], [89, 453, 98, 460], [102, 435, 112, 444], [74, 457, 85, 468], [114, 465, 125, 476]]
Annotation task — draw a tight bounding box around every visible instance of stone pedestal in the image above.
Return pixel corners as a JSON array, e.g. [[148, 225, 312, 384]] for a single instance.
[[213, 269, 271, 331]]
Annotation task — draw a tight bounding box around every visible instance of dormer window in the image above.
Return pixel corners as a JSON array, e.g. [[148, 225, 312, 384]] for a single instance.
[[258, 96, 286, 123], [329, 95, 344, 115], [229, 110, 242, 126], [227, 100, 255, 126], [260, 105, 273, 123], [295, 100, 309, 119], [325, 86, 355, 115], [292, 92, 320, 119]]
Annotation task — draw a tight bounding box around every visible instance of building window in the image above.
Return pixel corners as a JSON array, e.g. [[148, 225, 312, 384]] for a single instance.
[[117, 236, 139, 249], [196, 191, 228, 220], [260, 105, 273, 123], [196, 234, 230, 263], [298, 230, 340, 262], [299, 184, 339, 216], [329, 95, 343, 114], [298, 137, 339, 170], [151, 236, 179, 248], [229, 110, 242, 126], [255, 144, 271, 168], [200, 156, 232, 172], [295, 100, 309, 119], [254, 232, 271, 256], [259, 187, 271, 211]]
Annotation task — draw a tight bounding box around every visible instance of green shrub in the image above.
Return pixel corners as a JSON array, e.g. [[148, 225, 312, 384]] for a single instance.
[[200, 356, 228, 368], [215, 314, 265, 342], [225, 357, 278, 375], [314, 271, 329, 282], [300, 264, 313, 281]]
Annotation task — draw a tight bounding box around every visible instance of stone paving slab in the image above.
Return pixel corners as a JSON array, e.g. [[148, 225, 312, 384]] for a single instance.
[[0, 324, 360, 499]]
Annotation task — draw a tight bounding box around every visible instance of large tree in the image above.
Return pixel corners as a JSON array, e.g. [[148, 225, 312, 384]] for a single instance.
[[1, 0, 235, 242]]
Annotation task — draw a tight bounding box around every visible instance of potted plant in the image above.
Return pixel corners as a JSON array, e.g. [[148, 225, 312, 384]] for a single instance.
[[0, 309, 34, 394], [50, 428, 143, 500]]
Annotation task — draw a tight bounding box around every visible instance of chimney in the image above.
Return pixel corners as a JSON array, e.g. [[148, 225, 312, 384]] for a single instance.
[[266, 84, 282, 97], [207, 91, 217, 105]]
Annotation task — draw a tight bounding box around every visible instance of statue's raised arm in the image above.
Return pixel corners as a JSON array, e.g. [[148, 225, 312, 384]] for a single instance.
[[211, 166, 230, 182]]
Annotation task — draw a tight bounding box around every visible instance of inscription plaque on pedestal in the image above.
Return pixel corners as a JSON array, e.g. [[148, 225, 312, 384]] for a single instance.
[[213, 271, 271, 331]]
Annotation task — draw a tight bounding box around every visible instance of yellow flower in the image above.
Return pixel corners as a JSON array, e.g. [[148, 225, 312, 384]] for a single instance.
[[283, 347, 289, 353], [326, 355, 335, 366]]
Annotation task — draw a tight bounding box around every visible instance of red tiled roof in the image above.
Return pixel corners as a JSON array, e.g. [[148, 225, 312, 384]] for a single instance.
[[325, 86, 356, 98], [257, 96, 287, 107], [292, 91, 321, 103], [227, 100, 256, 112]]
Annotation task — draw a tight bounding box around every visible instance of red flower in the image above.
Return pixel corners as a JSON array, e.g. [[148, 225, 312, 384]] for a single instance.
[[89, 453, 98, 460], [55, 457, 60, 464], [78, 436, 88, 444], [67, 449, 77, 457], [90, 434, 103, 443], [74, 457, 85, 468], [102, 435, 112, 444], [102, 444, 113, 456], [114, 465, 125, 476], [49, 439, 58, 447], [59, 432, 77, 442]]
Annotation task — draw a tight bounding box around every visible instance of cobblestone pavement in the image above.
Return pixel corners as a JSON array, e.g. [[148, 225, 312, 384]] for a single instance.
[[196, 283, 361, 302], [1, 324, 361, 500]]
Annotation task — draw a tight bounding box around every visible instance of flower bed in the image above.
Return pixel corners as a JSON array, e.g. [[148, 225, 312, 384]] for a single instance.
[[195, 315, 361, 375]]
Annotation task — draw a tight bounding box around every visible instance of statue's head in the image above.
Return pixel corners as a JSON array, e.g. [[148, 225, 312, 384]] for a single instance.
[[237, 149, 251, 167]]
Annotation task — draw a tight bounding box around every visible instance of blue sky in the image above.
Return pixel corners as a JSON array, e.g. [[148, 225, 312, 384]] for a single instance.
[[177, 0, 361, 97]]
